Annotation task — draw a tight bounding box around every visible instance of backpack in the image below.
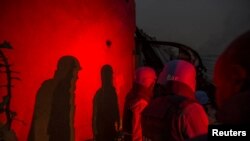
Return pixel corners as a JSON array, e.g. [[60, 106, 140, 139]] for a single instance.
[[141, 95, 196, 141]]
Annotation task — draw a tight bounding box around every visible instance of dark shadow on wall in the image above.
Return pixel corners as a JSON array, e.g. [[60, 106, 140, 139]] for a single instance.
[[28, 56, 81, 141], [92, 64, 120, 141]]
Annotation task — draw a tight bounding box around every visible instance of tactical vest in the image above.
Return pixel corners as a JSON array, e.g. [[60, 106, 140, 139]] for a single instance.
[[141, 95, 195, 141]]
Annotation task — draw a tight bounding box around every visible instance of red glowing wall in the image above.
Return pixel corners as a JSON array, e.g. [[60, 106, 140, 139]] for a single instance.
[[0, 0, 135, 140]]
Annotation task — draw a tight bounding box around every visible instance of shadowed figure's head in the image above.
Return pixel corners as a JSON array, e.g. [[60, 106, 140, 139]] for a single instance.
[[101, 64, 113, 87], [54, 55, 81, 81]]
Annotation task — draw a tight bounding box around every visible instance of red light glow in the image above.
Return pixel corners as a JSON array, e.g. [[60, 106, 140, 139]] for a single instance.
[[0, 0, 135, 140]]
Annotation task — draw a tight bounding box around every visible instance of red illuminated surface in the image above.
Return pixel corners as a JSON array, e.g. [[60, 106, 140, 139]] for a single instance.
[[0, 0, 135, 140]]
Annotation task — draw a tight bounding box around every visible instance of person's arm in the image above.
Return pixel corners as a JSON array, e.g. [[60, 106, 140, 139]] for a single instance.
[[131, 99, 148, 141], [182, 103, 209, 140], [114, 97, 121, 132]]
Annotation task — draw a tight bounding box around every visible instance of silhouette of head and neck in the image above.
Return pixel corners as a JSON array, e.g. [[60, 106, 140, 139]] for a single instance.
[[101, 64, 114, 89], [54, 56, 80, 80]]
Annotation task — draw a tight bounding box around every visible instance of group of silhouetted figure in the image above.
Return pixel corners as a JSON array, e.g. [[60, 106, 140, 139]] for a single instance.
[[28, 31, 250, 141]]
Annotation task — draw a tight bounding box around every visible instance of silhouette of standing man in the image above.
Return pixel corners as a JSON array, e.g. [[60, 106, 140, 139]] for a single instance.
[[28, 56, 81, 141], [93, 64, 120, 141]]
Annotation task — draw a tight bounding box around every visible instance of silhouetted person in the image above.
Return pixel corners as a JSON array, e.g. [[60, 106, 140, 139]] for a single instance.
[[28, 56, 81, 141], [214, 31, 250, 124], [92, 64, 120, 141], [123, 67, 156, 141]]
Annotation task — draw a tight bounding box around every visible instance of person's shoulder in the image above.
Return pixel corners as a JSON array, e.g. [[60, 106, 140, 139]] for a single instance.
[[136, 99, 148, 106], [131, 99, 148, 112], [93, 88, 102, 98], [40, 79, 54, 87], [97, 88, 102, 92], [182, 102, 209, 123], [183, 102, 204, 113]]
